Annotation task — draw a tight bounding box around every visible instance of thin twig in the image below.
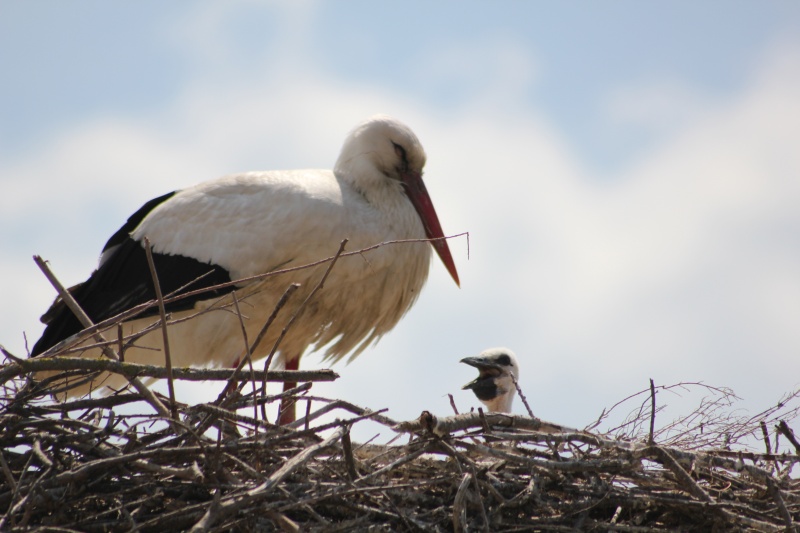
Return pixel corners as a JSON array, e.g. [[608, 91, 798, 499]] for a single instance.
[[448, 393, 460, 415], [761, 420, 773, 454], [777, 420, 800, 454], [229, 291, 259, 425], [452, 473, 471, 532], [341, 423, 358, 481], [649, 378, 656, 446], [143, 237, 178, 419], [509, 372, 535, 418]]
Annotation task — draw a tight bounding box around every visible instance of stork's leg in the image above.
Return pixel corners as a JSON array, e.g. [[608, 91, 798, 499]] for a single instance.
[[277, 357, 299, 425]]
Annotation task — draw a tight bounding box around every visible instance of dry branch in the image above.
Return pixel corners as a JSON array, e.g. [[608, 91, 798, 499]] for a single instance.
[[2, 357, 337, 384], [143, 236, 178, 418]]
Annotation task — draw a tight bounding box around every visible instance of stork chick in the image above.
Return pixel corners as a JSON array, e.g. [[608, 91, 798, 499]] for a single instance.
[[461, 348, 519, 413]]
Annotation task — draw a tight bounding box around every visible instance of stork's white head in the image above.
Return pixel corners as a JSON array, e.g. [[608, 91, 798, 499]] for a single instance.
[[334, 114, 426, 190], [461, 347, 520, 413], [334, 115, 459, 286]]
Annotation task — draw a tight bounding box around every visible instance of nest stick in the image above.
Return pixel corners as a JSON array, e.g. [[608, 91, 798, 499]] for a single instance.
[[229, 291, 258, 423], [8, 357, 337, 383], [143, 237, 178, 419], [649, 378, 657, 445]]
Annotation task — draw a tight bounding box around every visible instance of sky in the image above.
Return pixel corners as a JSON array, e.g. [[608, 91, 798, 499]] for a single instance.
[[2, 1, 800, 445]]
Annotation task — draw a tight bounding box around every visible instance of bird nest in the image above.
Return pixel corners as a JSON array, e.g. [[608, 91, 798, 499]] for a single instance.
[[1, 353, 800, 532], [3, 252, 800, 531]]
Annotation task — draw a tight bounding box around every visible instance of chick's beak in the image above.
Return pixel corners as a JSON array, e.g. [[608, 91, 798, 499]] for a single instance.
[[460, 356, 500, 390]]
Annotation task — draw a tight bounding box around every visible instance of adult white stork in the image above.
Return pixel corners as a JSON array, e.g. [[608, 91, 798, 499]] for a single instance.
[[461, 348, 519, 413], [32, 114, 460, 423]]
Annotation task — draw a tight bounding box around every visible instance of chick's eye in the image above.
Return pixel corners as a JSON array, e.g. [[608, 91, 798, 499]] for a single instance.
[[496, 354, 512, 367]]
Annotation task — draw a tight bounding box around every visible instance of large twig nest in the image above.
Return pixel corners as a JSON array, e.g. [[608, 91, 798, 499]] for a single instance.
[[1, 352, 799, 532]]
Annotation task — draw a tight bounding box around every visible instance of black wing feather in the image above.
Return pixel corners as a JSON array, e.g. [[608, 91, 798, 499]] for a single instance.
[[32, 193, 234, 356], [101, 191, 177, 255]]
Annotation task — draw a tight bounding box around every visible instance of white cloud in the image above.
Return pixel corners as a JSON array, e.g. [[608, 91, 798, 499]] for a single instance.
[[412, 33, 540, 110], [604, 78, 713, 135]]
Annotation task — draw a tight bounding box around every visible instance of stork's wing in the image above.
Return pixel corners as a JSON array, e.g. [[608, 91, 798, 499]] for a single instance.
[[31, 193, 233, 356]]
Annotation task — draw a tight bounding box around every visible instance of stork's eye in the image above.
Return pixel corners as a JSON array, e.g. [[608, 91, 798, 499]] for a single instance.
[[392, 141, 407, 162], [392, 141, 410, 175]]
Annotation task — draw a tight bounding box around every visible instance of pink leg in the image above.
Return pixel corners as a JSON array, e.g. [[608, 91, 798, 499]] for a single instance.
[[278, 357, 299, 425]]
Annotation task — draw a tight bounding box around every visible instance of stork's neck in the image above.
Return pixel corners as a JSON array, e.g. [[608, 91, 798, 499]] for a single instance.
[[484, 390, 515, 413]]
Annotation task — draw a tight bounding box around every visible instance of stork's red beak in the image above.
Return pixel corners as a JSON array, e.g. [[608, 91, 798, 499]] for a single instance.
[[402, 171, 460, 287]]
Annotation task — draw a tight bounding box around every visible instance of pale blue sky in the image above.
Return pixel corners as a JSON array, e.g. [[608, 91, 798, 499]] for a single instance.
[[4, 2, 799, 168], [2, 1, 800, 443]]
